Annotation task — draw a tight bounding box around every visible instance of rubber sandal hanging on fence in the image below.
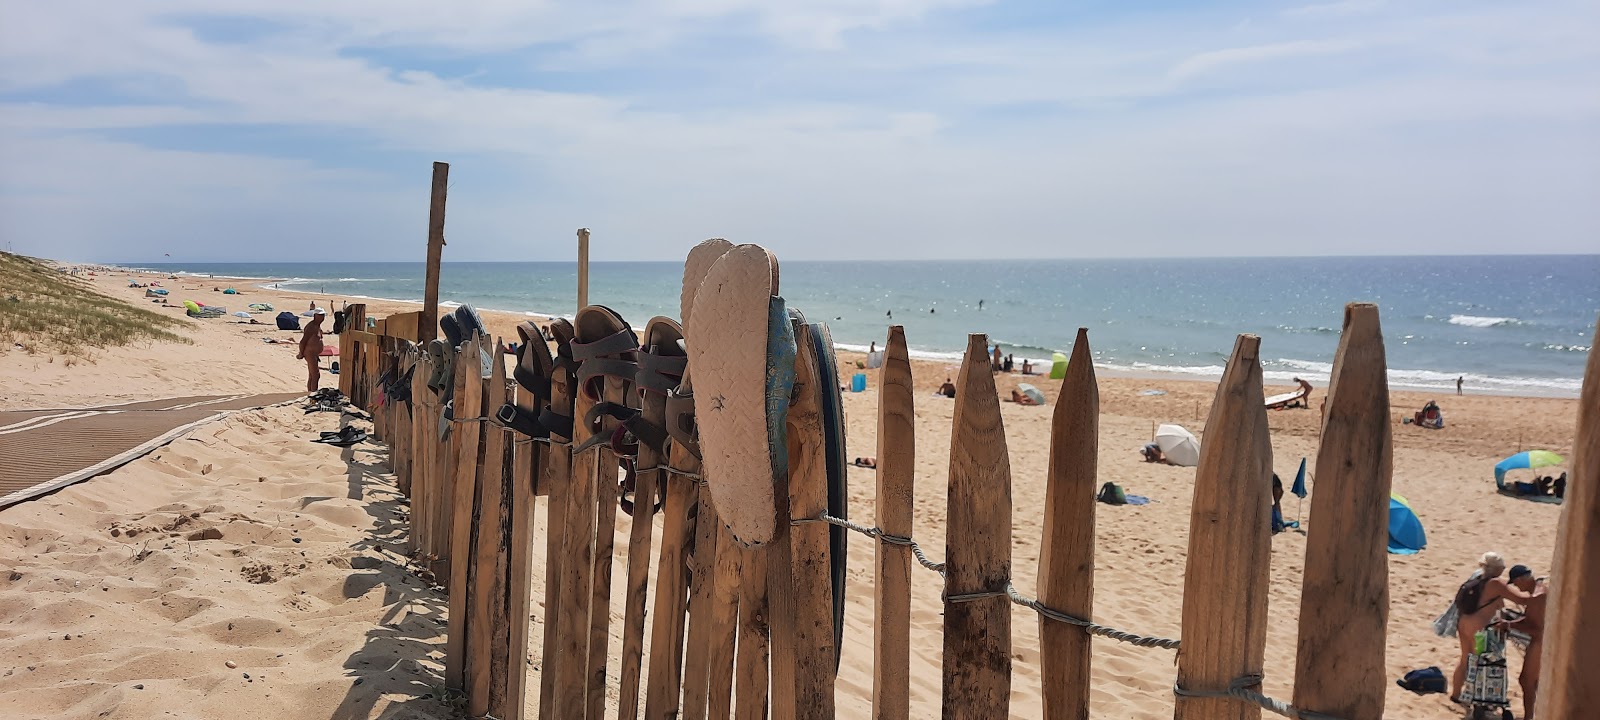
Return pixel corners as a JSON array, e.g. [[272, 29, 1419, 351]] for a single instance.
[[618, 317, 684, 515], [496, 320, 565, 440], [801, 315, 850, 665], [571, 306, 641, 459], [427, 339, 450, 394], [686, 244, 795, 547]]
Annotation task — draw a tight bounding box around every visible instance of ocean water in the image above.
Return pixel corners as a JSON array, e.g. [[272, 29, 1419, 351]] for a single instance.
[[131, 256, 1598, 396]]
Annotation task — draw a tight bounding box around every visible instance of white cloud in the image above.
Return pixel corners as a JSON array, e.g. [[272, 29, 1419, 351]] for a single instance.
[[1282, 0, 1386, 18], [1169, 39, 1363, 81], [0, 0, 1596, 260]]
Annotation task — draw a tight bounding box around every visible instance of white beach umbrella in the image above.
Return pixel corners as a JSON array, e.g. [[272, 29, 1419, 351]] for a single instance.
[[1155, 424, 1201, 467]]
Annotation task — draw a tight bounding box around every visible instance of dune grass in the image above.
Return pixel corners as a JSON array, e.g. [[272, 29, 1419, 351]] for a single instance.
[[0, 252, 189, 353]]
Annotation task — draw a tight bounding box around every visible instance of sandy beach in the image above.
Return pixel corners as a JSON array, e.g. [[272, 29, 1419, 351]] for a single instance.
[[0, 267, 1582, 719]]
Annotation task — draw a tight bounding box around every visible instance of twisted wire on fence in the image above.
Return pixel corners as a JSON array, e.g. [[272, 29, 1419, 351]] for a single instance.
[[795, 513, 1343, 720]]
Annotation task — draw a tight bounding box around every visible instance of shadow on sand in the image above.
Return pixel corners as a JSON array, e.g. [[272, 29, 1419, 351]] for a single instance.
[[328, 442, 457, 720]]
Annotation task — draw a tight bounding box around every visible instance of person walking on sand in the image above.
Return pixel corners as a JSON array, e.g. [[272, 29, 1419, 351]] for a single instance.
[[1457, 375, 1464, 395], [296, 308, 327, 393]]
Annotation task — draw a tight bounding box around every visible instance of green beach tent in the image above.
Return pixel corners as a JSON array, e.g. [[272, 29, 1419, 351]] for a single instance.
[[1048, 352, 1068, 379]]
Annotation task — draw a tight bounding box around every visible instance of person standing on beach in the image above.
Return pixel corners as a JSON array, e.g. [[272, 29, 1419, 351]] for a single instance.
[[296, 308, 327, 393], [1457, 376, 1464, 395], [1500, 567, 1545, 720]]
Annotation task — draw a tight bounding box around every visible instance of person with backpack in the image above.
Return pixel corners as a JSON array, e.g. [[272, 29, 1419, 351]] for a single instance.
[[1448, 552, 1539, 704]]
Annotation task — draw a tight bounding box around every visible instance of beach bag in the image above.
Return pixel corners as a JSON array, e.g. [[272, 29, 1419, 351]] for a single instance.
[[276, 311, 301, 331], [1395, 666, 1447, 695], [1465, 627, 1509, 707], [1097, 482, 1127, 506]]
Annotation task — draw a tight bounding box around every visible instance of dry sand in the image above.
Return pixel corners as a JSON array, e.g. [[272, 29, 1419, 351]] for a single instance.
[[0, 269, 1583, 718]]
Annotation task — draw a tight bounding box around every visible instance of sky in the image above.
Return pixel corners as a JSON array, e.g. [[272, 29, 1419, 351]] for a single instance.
[[1, 0, 1596, 262]]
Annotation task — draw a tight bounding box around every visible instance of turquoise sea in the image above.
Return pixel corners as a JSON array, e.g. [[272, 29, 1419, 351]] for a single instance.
[[129, 256, 1598, 397]]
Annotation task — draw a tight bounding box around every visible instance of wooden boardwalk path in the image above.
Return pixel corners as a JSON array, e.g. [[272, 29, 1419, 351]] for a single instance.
[[0, 392, 304, 508]]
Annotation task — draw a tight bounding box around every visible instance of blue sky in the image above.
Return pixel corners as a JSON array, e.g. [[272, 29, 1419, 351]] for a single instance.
[[1, 0, 1595, 261]]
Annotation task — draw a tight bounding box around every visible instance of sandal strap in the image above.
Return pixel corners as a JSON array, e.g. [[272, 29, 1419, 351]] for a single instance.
[[664, 388, 700, 459], [577, 358, 638, 386], [496, 402, 549, 439], [636, 352, 686, 395], [513, 364, 551, 399], [571, 328, 639, 362], [539, 408, 574, 440]]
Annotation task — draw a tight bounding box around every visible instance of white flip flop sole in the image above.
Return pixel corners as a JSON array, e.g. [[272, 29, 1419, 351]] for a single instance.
[[686, 244, 785, 546]]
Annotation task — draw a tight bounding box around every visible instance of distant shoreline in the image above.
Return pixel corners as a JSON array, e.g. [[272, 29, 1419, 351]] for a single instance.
[[93, 263, 1585, 401]]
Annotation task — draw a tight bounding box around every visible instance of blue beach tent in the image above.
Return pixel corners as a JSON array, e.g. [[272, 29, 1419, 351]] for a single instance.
[[1388, 493, 1426, 555]]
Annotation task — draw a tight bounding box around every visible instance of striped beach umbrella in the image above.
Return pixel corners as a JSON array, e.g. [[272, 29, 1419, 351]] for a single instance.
[[1493, 450, 1565, 488]]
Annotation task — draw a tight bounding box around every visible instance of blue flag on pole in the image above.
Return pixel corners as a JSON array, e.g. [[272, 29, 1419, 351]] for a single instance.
[[1292, 457, 1309, 498]]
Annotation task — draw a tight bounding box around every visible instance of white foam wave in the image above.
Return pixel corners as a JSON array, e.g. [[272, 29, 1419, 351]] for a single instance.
[[1448, 314, 1519, 328]]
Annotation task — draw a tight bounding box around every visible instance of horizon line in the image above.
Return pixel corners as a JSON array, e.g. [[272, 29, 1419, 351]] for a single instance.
[[90, 251, 1600, 265]]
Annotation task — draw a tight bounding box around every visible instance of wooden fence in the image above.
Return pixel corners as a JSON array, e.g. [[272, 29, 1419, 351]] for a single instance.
[[332, 293, 1599, 720]]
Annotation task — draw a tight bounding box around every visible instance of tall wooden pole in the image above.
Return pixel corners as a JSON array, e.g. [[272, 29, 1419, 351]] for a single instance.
[[1535, 314, 1600, 718], [577, 228, 590, 311], [422, 162, 448, 342], [1293, 304, 1391, 719]]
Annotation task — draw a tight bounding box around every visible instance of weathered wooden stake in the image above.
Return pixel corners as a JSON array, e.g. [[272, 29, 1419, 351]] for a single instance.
[[770, 322, 837, 720], [941, 333, 1012, 720], [504, 372, 540, 720], [1174, 334, 1272, 720], [620, 323, 678, 720], [707, 524, 742, 720], [538, 322, 576, 720], [554, 336, 600, 718], [735, 544, 771, 720], [1535, 314, 1600, 718], [408, 351, 431, 556], [577, 228, 590, 312], [643, 388, 699, 719], [1039, 328, 1098, 720], [874, 325, 914, 720], [586, 368, 628, 720], [1293, 304, 1391, 719], [467, 342, 511, 717], [422, 162, 447, 343], [446, 332, 486, 691]]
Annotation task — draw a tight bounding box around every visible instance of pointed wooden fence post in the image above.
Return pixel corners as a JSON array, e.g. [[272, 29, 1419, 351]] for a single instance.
[[941, 333, 1012, 720], [538, 323, 576, 720], [874, 326, 914, 720], [735, 544, 771, 720], [504, 368, 541, 720], [644, 371, 701, 719], [468, 342, 511, 717], [587, 366, 629, 720], [1039, 328, 1098, 720], [555, 339, 601, 719], [768, 322, 838, 720], [1535, 314, 1600, 718], [446, 332, 487, 691], [408, 349, 431, 557], [1293, 304, 1391, 719], [707, 525, 742, 720], [1174, 334, 1272, 720]]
